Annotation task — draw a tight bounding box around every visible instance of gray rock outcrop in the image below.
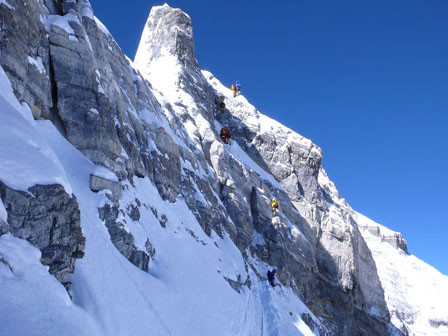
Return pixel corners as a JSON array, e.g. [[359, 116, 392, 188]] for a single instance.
[[90, 173, 122, 201], [0, 180, 85, 291], [360, 222, 408, 253], [99, 203, 150, 271]]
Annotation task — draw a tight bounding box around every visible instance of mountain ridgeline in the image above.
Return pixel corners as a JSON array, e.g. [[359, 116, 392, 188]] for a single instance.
[[0, 1, 447, 335]]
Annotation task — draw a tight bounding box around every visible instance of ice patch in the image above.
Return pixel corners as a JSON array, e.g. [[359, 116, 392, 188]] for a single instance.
[[27, 56, 46, 74]]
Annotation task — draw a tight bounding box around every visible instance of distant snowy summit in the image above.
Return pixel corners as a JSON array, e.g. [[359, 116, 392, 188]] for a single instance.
[[0, 1, 447, 336]]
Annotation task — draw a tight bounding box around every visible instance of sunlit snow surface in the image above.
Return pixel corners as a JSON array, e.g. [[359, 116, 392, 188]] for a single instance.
[[0, 234, 102, 336], [356, 212, 448, 335], [0, 68, 72, 194]]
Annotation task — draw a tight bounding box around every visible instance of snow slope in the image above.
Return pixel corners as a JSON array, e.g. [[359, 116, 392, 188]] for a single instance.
[[0, 51, 320, 335], [0, 234, 102, 336], [0, 68, 71, 193], [356, 212, 448, 336]]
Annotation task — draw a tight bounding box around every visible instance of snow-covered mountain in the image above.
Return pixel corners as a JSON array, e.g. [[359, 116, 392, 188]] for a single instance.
[[0, 1, 447, 335]]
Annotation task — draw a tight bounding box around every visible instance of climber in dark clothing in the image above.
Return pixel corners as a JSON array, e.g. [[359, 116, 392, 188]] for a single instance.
[[220, 127, 231, 144], [267, 269, 276, 287], [219, 101, 226, 112]]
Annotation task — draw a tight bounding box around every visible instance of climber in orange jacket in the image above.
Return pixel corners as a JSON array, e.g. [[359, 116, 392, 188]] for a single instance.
[[231, 83, 236, 97]]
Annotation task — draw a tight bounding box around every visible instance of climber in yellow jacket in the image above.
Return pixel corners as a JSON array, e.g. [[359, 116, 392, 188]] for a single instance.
[[271, 198, 279, 216]]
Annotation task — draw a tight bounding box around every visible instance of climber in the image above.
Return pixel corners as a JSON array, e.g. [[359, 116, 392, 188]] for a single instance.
[[267, 269, 276, 287], [231, 83, 236, 97], [271, 198, 279, 216], [219, 101, 226, 112], [235, 80, 241, 95], [220, 127, 231, 144]]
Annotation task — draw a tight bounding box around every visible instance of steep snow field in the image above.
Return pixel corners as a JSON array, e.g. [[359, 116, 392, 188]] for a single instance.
[[356, 213, 448, 336], [0, 68, 71, 193], [0, 54, 320, 335]]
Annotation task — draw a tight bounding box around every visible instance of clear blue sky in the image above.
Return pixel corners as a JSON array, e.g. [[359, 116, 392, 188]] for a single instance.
[[91, 0, 448, 275]]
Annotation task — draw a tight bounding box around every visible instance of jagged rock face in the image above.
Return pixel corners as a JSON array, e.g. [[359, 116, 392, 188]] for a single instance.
[[134, 4, 198, 70], [134, 3, 217, 134], [135, 5, 390, 335], [0, 1, 403, 334], [1, 0, 229, 268], [0, 0, 52, 120], [0, 181, 85, 291], [358, 216, 408, 253], [99, 203, 150, 271]]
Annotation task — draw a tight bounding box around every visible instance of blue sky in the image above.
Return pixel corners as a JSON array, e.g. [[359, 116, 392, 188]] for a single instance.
[[91, 0, 448, 275]]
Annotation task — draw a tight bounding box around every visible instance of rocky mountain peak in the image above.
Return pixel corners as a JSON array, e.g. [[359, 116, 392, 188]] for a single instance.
[[135, 4, 199, 75], [1, 1, 447, 335]]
